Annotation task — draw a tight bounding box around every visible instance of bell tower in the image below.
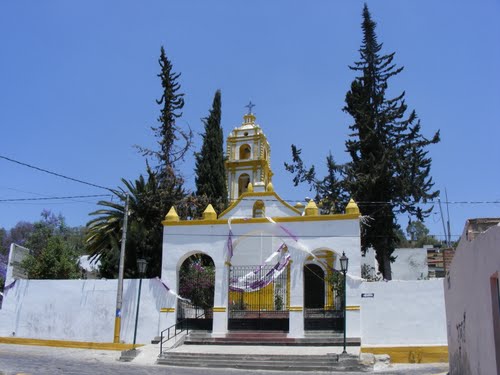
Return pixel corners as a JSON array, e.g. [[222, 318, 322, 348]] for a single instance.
[[225, 104, 273, 202]]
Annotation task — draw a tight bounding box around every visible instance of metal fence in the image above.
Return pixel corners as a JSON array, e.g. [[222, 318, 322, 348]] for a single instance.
[[228, 264, 289, 330]]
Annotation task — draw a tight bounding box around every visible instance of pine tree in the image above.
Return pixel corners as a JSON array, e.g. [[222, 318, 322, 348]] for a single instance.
[[342, 4, 440, 278], [194, 90, 228, 212], [285, 4, 440, 279], [137, 46, 192, 180]]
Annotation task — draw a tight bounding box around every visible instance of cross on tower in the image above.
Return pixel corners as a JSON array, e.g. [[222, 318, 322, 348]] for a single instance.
[[245, 101, 255, 114]]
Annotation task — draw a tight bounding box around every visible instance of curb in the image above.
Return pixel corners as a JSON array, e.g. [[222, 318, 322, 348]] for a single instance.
[[0, 337, 142, 351]]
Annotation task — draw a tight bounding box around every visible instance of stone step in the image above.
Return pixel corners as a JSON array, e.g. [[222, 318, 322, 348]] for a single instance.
[[157, 352, 370, 372], [184, 333, 360, 346]]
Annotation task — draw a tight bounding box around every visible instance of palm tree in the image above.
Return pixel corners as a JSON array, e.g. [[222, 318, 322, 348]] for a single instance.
[[86, 168, 184, 278]]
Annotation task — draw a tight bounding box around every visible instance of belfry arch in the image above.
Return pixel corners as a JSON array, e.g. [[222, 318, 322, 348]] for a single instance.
[[239, 144, 251, 160], [238, 173, 251, 196]]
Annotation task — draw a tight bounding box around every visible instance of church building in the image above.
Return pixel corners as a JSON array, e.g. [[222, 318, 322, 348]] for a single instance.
[[160, 110, 363, 340]]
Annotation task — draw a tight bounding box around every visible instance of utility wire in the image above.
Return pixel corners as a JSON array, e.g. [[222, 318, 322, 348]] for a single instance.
[[0, 155, 112, 191], [0, 194, 111, 202], [1, 155, 497, 206]]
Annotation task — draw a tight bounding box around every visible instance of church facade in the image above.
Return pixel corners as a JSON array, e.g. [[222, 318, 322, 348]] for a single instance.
[[160, 111, 363, 339]]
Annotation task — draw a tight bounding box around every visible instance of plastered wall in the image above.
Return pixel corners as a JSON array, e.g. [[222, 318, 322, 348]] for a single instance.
[[361, 279, 447, 346], [444, 224, 500, 375], [0, 278, 172, 344]]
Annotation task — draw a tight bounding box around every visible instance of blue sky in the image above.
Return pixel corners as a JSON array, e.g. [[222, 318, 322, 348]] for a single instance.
[[1, 0, 499, 241]]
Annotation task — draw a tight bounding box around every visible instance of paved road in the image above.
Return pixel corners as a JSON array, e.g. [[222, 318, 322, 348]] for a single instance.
[[0, 344, 448, 375]]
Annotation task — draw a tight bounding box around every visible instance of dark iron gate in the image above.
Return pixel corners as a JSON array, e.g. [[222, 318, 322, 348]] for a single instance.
[[228, 265, 289, 331]]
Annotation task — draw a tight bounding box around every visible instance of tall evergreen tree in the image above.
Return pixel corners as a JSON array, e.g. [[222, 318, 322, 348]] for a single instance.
[[87, 47, 190, 277], [343, 4, 439, 278], [138, 46, 192, 173], [194, 90, 228, 212], [285, 4, 440, 279]]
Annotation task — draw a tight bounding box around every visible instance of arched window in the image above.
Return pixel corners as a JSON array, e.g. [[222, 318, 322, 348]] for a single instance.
[[238, 174, 250, 196], [239, 144, 251, 160], [253, 200, 265, 218]]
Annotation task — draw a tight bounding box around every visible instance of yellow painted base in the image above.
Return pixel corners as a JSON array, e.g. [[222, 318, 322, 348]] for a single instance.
[[361, 345, 448, 363], [0, 337, 142, 351]]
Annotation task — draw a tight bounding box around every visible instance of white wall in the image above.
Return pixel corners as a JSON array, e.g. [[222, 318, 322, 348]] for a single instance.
[[362, 247, 429, 280], [444, 223, 500, 375], [0, 278, 173, 344], [361, 279, 447, 346]]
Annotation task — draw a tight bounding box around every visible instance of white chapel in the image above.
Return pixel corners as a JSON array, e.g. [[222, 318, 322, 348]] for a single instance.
[[160, 110, 363, 339]]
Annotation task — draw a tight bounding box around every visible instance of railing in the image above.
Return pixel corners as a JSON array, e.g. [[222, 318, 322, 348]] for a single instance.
[[159, 311, 206, 354]]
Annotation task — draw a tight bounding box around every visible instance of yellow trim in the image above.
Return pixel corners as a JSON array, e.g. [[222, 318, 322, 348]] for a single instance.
[[227, 132, 265, 143], [226, 160, 269, 169], [0, 337, 142, 351], [360, 346, 448, 364], [160, 307, 175, 313], [213, 307, 226, 312], [289, 306, 303, 312], [163, 213, 360, 226], [113, 315, 121, 343], [346, 305, 361, 311]]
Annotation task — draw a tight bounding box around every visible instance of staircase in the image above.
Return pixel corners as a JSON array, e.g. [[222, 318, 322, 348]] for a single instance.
[[183, 330, 361, 346], [157, 351, 371, 372]]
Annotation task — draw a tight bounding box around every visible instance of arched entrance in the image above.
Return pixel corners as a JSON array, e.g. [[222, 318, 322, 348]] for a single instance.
[[178, 253, 215, 330], [303, 251, 345, 331], [304, 264, 325, 308]]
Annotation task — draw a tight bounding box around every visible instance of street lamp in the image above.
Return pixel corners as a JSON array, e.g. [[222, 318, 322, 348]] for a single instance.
[[133, 258, 148, 347], [340, 252, 349, 355]]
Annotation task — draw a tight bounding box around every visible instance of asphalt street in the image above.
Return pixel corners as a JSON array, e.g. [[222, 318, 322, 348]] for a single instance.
[[0, 344, 449, 375]]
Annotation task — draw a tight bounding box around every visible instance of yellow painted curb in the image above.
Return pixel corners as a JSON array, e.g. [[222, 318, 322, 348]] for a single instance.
[[361, 345, 448, 363], [0, 337, 143, 351]]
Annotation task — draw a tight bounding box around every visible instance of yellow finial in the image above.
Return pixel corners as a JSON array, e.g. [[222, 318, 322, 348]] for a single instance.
[[294, 202, 304, 209], [165, 206, 179, 222], [266, 182, 274, 192], [345, 199, 360, 215], [305, 200, 319, 216], [247, 182, 254, 192], [202, 204, 217, 220]]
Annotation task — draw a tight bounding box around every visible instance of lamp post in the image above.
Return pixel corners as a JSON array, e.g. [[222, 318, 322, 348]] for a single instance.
[[132, 258, 148, 347], [340, 252, 349, 355]]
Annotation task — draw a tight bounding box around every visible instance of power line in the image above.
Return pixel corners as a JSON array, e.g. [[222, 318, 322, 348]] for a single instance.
[[0, 194, 111, 202], [225, 196, 500, 205], [0, 155, 112, 191]]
